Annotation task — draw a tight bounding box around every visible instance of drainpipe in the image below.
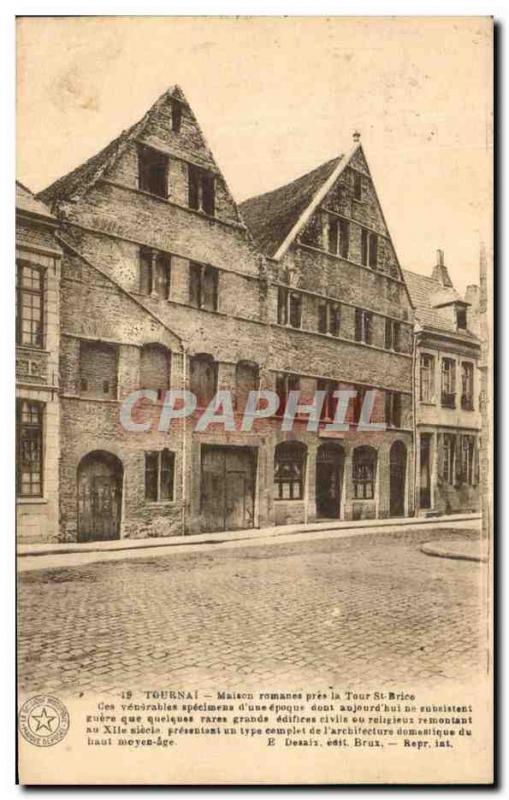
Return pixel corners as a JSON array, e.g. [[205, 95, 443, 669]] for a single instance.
[[411, 327, 423, 516]]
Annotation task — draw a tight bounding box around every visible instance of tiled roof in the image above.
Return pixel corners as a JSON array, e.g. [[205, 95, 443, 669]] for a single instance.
[[239, 156, 344, 258], [16, 181, 55, 220], [403, 269, 476, 338]]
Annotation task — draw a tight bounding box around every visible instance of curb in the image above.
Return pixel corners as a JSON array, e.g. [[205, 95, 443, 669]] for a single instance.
[[18, 513, 481, 558], [420, 542, 487, 563]]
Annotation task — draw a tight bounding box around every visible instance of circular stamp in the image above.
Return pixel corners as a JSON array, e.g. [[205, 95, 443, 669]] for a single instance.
[[18, 695, 70, 747]]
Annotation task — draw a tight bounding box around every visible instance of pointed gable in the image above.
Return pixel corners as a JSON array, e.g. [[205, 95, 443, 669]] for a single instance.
[[38, 86, 245, 227]]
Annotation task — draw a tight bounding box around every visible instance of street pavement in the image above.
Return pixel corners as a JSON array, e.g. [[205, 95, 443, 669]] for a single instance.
[[18, 527, 488, 697]]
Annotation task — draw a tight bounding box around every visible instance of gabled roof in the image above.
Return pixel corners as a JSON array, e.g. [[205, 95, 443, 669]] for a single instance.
[[38, 85, 188, 208], [16, 181, 55, 221], [403, 269, 476, 338], [239, 155, 345, 258]]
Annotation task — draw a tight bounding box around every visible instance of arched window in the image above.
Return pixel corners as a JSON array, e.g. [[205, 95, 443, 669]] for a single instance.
[[190, 353, 217, 408], [235, 360, 259, 411], [274, 441, 307, 501], [352, 446, 377, 500], [140, 344, 171, 400]]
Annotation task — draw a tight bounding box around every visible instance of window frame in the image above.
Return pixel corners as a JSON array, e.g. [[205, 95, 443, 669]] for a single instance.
[[144, 449, 175, 503], [355, 308, 373, 345], [139, 247, 171, 299], [442, 433, 456, 484], [385, 390, 402, 428], [189, 262, 219, 311], [274, 442, 306, 501], [138, 144, 169, 199], [420, 353, 436, 403], [352, 447, 377, 500], [17, 399, 44, 498], [188, 164, 216, 216], [441, 357, 456, 408], [384, 318, 401, 352], [461, 361, 474, 411], [16, 261, 44, 349]]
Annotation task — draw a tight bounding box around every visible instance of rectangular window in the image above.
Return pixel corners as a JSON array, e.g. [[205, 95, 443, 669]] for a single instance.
[[277, 287, 288, 325], [138, 145, 169, 198], [339, 219, 350, 259], [361, 228, 368, 266], [456, 306, 467, 330], [385, 318, 401, 351], [420, 354, 435, 403], [442, 433, 456, 484], [385, 391, 402, 428], [318, 301, 340, 336], [277, 288, 302, 328], [353, 171, 363, 201], [441, 358, 456, 408], [317, 379, 339, 422], [289, 293, 302, 328], [353, 453, 376, 499], [171, 100, 182, 133], [274, 445, 305, 500], [188, 164, 215, 216], [275, 373, 300, 417], [368, 232, 378, 268], [355, 309, 373, 345], [460, 435, 475, 485], [328, 217, 339, 255], [189, 263, 218, 311], [360, 229, 378, 268], [352, 385, 367, 425], [17, 400, 43, 498], [145, 450, 175, 502], [139, 248, 171, 298], [461, 362, 474, 410], [16, 263, 44, 348]]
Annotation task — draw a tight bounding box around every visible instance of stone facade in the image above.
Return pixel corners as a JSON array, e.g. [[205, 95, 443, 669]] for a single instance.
[[23, 85, 473, 544], [405, 254, 481, 516], [16, 183, 61, 543]]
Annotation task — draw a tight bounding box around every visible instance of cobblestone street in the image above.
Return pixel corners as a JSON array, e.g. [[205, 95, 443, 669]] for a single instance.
[[18, 528, 488, 698]]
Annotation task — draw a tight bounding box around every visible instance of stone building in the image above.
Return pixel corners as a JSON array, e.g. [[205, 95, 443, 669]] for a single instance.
[[240, 137, 415, 523], [35, 86, 416, 543], [16, 182, 61, 542], [404, 252, 481, 515]]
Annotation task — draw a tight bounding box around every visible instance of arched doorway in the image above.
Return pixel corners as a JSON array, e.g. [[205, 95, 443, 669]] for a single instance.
[[316, 443, 344, 519], [389, 441, 407, 517], [78, 451, 123, 542]]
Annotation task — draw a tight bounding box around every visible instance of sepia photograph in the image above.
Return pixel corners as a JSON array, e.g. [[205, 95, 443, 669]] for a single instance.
[[15, 14, 493, 784]]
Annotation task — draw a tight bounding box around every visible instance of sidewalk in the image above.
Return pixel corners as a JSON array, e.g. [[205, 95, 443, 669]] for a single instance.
[[17, 513, 481, 572]]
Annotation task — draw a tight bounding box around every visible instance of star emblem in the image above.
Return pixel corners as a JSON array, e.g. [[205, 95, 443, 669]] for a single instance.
[[31, 706, 57, 733]]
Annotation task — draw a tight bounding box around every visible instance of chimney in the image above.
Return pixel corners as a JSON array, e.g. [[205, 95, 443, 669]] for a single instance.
[[431, 249, 453, 288], [353, 130, 361, 143]]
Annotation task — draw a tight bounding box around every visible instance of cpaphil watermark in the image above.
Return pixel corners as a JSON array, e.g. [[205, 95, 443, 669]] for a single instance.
[[119, 388, 387, 433], [19, 695, 70, 747]]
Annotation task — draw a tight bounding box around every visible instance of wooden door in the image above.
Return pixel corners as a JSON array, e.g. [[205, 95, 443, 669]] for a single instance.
[[200, 446, 256, 532], [78, 452, 122, 542]]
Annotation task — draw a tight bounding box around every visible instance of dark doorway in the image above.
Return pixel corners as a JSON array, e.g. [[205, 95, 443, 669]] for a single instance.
[[200, 446, 256, 532], [316, 443, 344, 519], [389, 441, 407, 517], [78, 451, 123, 542], [419, 434, 432, 509]]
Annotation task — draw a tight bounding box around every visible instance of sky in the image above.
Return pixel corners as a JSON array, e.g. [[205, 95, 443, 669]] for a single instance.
[[16, 16, 493, 291]]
